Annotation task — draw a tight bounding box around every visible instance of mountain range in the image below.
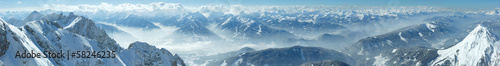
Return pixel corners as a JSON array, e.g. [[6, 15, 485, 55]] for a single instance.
[[0, 11, 185, 66]]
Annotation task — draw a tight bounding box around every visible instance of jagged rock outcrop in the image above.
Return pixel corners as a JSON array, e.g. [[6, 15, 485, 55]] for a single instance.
[[0, 18, 10, 57]]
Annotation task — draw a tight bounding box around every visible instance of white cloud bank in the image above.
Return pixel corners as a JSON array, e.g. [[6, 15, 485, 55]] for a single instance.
[[41, 2, 194, 16], [44, 2, 186, 12], [33, 2, 447, 17]]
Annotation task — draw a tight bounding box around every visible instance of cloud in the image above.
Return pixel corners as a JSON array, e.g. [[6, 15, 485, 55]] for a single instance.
[[17, 1, 22, 4], [42, 2, 195, 16], [25, 2, 442, 17]]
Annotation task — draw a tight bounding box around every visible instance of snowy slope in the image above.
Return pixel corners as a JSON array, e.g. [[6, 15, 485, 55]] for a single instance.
[[217, 16, 296, 42], [160, 12, 221, 42], [301, 60, 350, 66], [170, 22, 220, 42], [24, 11, 44, 21], [348, 21, 458, 56], [119, 41, 185, 66], [3, 11, 44, 27], [486, 8, 500, 15], [213, 46, 355, 66], [479, 21, 500, 36], [0, 12, 186, 66], [0, 17, 54, 66], [431, 25, 500, 66], [6, 18, 27, 27], [373, 47, 439, 66], [199, 47, 256, 66], [162, 12, 210, 27], [95, 23, 129, 34], [113, 15, 160, 30]]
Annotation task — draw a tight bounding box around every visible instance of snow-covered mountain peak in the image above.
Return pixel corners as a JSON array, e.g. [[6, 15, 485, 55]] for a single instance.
[[239, 47, 255, 52], [68, 12, 75, 17], [466, 25, 498, 41], [486, 8, 500, 15], [431, 25, 500, 66], [120, 41, 186, 66], [127, 41, 157, 49], [1, 12, 187, 66], [25, 11, 44, 21], [180, 12, 207, 21]]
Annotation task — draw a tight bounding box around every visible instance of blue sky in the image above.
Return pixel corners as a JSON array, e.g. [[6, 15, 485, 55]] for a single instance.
[[1, 0, 499, 10]]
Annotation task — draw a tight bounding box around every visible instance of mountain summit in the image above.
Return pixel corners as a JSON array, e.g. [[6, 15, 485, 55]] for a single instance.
[[431, 25, 500, 66]]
